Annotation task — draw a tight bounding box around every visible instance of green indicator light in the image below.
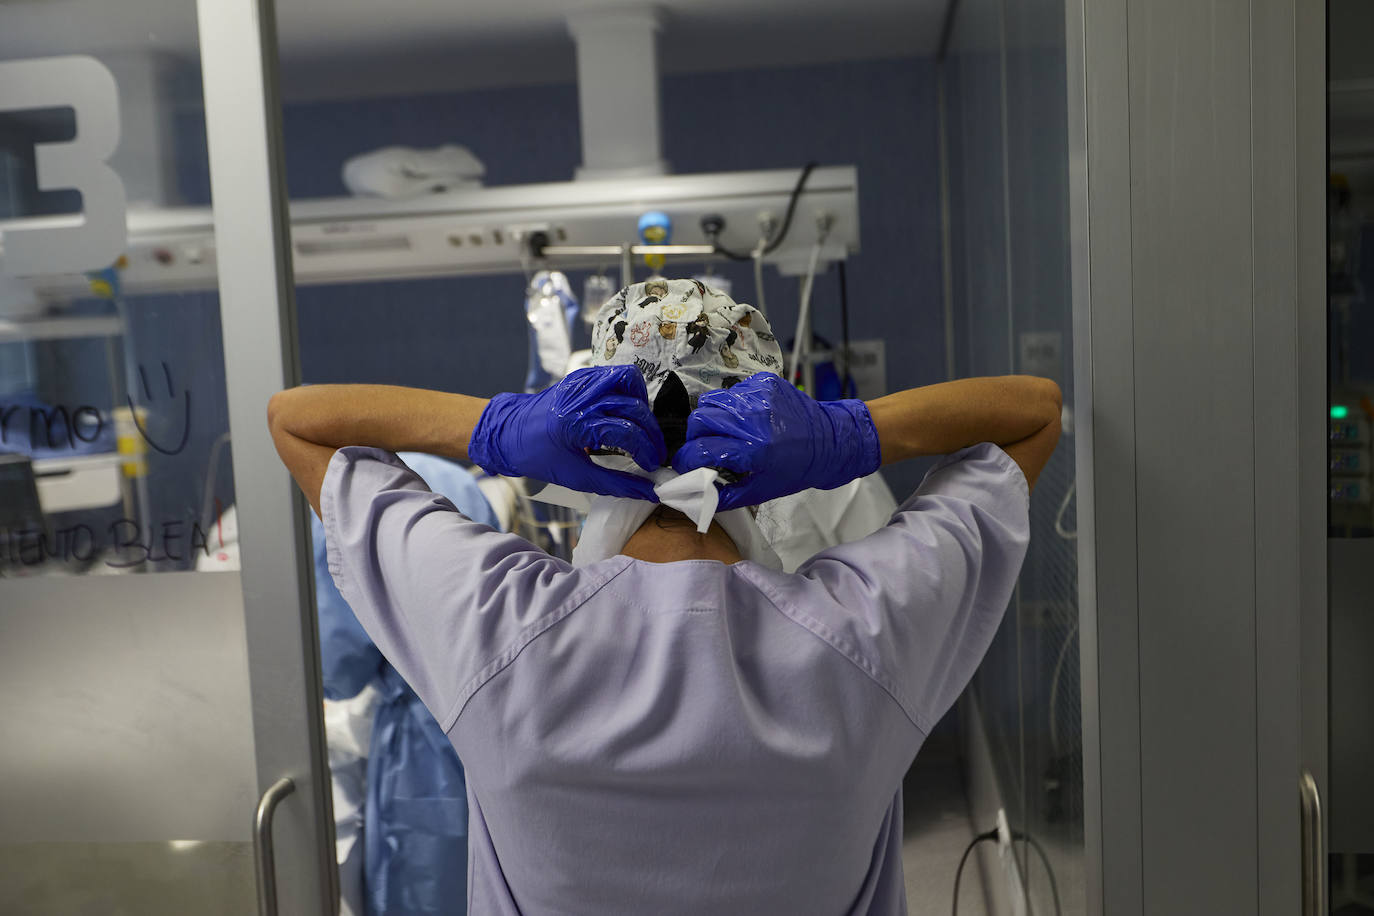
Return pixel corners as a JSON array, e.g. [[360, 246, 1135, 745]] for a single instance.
[[1331, 405, 1350, 420]]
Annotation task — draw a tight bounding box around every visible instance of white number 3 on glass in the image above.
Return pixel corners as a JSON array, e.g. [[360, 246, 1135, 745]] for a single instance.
[[0, 56, 127, 277]]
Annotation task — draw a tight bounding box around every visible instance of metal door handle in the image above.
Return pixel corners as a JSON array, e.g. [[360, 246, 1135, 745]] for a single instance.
[[254, 776, 296, 916], [1300, 770, 1326, 916]]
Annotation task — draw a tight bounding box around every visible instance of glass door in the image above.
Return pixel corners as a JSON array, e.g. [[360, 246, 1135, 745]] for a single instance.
[[1327, 1, 1374, 910], [0, 1, 332, 913], [941, 0, 1086, 911]]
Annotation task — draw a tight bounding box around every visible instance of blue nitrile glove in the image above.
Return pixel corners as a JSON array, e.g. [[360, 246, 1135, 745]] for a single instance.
[[672, 371, 881, 511], [469, 365, 666, 501]]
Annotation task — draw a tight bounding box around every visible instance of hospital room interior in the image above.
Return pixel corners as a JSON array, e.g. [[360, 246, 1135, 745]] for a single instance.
[[0, 0, 1366, 914]]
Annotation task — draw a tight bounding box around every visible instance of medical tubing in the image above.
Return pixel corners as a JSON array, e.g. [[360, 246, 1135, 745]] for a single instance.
[[788, 240, 825, 387], [753, 249, 768, 316], [838, 259, 852, 385]]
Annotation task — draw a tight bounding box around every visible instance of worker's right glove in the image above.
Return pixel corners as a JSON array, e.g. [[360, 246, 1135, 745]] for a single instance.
[[468, 365, 666, 501], [671, 371, 882, 511]]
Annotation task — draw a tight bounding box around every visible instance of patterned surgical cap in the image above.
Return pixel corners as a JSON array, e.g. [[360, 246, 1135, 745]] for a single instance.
[[590, 278, 784, 404]]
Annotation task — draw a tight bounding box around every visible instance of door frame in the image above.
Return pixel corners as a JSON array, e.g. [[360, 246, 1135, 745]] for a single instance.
[[197, 0, 336, 912], [1067, 0, 1327, 912]]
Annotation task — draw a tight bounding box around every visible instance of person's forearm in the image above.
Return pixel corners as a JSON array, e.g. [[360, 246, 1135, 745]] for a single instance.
[[268, 384, 487, 457], [866, 375, 1062, 464], [267, 384, 488, 516]]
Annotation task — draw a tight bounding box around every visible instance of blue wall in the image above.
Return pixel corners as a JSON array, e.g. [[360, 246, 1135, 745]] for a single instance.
[[275, 56, 944, 498]]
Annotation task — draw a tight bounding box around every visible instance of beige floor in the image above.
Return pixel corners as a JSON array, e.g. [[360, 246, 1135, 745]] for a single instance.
[[3, 761, 992, 916], [0, 841, 256, 916], [902, 752, 990, 916]]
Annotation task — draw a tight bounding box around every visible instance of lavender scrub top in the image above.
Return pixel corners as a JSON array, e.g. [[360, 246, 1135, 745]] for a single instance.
[[320, 443, 1030, 915]]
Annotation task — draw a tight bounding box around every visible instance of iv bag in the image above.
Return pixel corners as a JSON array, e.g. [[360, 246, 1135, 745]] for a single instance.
[[582, 274, 616, 324], [525, 271, 578, 392]]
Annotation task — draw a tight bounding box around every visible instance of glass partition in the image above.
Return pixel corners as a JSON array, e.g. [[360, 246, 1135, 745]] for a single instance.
[[943, 0, 1086, 911], [1, 6, 271, 913], [1327, 0, 1374, 907]]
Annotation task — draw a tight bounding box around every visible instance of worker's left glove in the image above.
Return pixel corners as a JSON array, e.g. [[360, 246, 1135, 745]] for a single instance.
[[468, 365, 666, 501], [671, 371, 881, 511]]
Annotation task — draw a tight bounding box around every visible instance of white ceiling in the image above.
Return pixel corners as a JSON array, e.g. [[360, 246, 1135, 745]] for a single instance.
[[0, 0, 949, 100]]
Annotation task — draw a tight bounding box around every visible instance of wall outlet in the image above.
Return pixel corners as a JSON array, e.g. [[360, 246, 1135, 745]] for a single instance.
[[1017, 331, 1064, 385]]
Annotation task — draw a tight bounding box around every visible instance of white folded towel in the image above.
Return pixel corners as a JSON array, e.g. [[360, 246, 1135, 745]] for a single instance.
[[341, 145, 485, 199]]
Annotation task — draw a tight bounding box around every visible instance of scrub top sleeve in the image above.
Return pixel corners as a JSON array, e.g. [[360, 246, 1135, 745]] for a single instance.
[[319, 446, 584, 730], [311, 512, 384, 701], [795, 443, 1030, 732]]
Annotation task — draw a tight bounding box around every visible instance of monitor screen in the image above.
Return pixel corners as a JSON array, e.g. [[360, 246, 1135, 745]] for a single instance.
[[0, 453, 46, 533]]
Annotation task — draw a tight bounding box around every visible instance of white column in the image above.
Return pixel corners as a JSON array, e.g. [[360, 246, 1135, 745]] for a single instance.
[[567, 7, 670, 180]]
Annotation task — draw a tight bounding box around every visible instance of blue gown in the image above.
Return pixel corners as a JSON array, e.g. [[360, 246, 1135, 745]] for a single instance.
[[313, 453, 500, 916]]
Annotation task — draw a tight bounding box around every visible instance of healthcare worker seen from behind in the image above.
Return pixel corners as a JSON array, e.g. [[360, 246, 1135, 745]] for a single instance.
[[269, 279, 1060, 915]]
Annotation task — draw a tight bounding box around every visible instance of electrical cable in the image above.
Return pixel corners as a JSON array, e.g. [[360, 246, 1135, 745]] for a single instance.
[[761, 162, 818, 255], [952, 829, 999, 916], [715, 233, 759, 262], [1014, 831, 1064, 916], [704, 162, 819, 261], [952, 826, 1064, 916]]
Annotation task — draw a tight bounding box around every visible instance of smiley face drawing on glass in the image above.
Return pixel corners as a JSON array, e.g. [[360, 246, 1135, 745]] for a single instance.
[[127, 361, 191, 456]]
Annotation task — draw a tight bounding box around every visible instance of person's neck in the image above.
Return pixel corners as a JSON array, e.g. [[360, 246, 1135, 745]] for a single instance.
[[620, 505, 742, 564]]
